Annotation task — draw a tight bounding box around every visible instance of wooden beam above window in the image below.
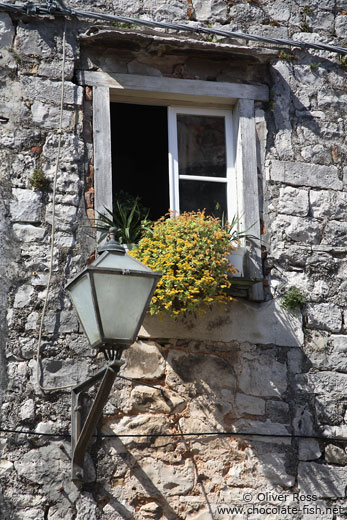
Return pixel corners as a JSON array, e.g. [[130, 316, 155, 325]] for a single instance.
[[76, 71, 269, 103]]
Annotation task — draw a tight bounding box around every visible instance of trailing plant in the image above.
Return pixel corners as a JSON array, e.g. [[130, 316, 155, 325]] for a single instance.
[[93, 191, 151, 245], [281, 287, 306, 312], [130, 211, 236, 319], [29, 168, 50, 191]]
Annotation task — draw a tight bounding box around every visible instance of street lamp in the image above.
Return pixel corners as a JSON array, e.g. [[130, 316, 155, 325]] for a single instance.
[[66, 230, 161, 481]]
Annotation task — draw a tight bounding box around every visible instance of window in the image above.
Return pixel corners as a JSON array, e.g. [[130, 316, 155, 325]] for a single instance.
[[168, 106, 234, 220], [110, 103, 235, 221], [81, 71, 268, 299]]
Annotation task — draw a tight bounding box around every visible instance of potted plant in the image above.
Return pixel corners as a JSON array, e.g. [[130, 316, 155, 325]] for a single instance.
[[223, 214, 259, 278], [129, 211, 236, 319], [213, 203, 259, 277], [93, 191, 151, 249]]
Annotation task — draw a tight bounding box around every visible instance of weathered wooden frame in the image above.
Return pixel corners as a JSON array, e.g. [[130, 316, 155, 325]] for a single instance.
[[78, 70, 266, 300]]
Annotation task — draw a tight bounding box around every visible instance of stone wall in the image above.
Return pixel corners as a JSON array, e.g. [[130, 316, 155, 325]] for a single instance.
[[0, 1, 347, 519]]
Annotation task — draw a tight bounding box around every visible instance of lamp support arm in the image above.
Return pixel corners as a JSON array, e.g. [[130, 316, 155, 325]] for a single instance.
[[71, 359, 124, 481]]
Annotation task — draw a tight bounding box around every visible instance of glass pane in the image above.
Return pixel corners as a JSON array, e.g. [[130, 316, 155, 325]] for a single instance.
[[94, 273, 155, 342], [68, 274, 100, 346], [177, 114, 226, 178], [179, 180, 227, 217]]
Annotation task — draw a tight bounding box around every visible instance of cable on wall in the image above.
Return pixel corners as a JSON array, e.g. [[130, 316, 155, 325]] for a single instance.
[[0, 1, 346, 56], [35, 18, 78, 393], [0, 426, 346, 443]]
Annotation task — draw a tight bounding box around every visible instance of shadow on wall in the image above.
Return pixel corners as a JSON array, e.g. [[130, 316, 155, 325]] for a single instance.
[[92, 332, 347, 519]]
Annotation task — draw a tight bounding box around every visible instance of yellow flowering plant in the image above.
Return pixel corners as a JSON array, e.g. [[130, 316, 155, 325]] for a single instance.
[[129, 211, 236, 319]]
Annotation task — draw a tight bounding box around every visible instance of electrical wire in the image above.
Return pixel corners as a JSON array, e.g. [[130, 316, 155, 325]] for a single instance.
[[0, 1, 346, 56], [0, 427, 346, 443], [35, 18, 78, 393]]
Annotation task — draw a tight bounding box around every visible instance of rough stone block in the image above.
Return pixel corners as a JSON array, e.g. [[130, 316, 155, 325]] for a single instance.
[[267, 2, 290, 22], [265, 400, 290, 423], [25, 311, 39, 330], [130, 385, 186, 414], [310, 190, 347, 219], [335, 14, 347, 38], [141, 457, 195, 497], [31, 101, 72, 129], [237, 354, 287, 397], [258, 452, 295, 487], [105, 414, 170, 449], [325, 444, 347, 465], [278, 186, 309, 216], [166, 350, 236, 398], [298, 439, 322, 461], [235, 393, 265, 416], [322, 220, 347, 247], [295, 371, 347, 402], [15, 22, 55, 57], [14, 284, 34, 308], [44, 310, 79, 334], [306, 303, 342, 333], [121, 340, 165, 380], [298, 462, 347, 498], [38, 59, 74, 81], [13, 223, 45, 242], [22, 77, 83, 106], [10, 188, 42, 223], [0, 13, 15, 47], [41, 358, 89, 388], [272, 215, 322, 244], [45, 203, 78, 232], [270, 160, 342, 190]]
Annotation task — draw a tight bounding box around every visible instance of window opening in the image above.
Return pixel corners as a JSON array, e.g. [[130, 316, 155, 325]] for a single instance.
[[110, 102, 169, 221]]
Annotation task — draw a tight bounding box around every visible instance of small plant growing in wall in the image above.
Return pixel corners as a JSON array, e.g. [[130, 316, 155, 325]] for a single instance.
[[340, 56, 347, 71], [278, 50, 298, 62], [130, 211, 235, 319], [29, 168, 50, 191], [300, 21, 312, 33], [281, 287, 306, 312]]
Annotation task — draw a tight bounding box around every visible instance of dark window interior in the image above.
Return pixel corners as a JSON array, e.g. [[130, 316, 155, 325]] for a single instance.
[[110, 102, 169, 220]]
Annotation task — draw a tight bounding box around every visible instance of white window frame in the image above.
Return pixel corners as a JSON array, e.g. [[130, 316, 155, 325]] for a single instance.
[[77, 71, 268, 300], [168, 106, 236, 221]]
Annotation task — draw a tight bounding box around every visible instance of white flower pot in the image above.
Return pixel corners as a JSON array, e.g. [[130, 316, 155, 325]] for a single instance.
[[229, 246, 247, 278]]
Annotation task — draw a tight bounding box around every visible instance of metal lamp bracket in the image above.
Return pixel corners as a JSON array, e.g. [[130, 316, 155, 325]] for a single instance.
[[71, 359, 124, 481]]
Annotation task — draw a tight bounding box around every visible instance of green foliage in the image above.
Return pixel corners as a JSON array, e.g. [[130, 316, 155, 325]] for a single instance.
[[309, 62, 321, 71], [278, 50, 298, 62], [340, 56, 347, 71], [264, 19, 280, 27], [9, 48, 22, 63], [112, 21, 137, 29], [300, 21, 311, 33], [265, 96, 275, 112], [303, 5, 313, 15], [281, 287, 306, 312], [93, 192, 151, 245], [29, 169, 50, 191], [130, 211, 235, 319], [213, 204, 259, 243]]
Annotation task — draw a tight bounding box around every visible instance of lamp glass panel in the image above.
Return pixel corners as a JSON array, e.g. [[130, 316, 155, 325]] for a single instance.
[[97, 252, 153, 272], [68, 273, 100, 345], [93, 272, 155, 340]]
